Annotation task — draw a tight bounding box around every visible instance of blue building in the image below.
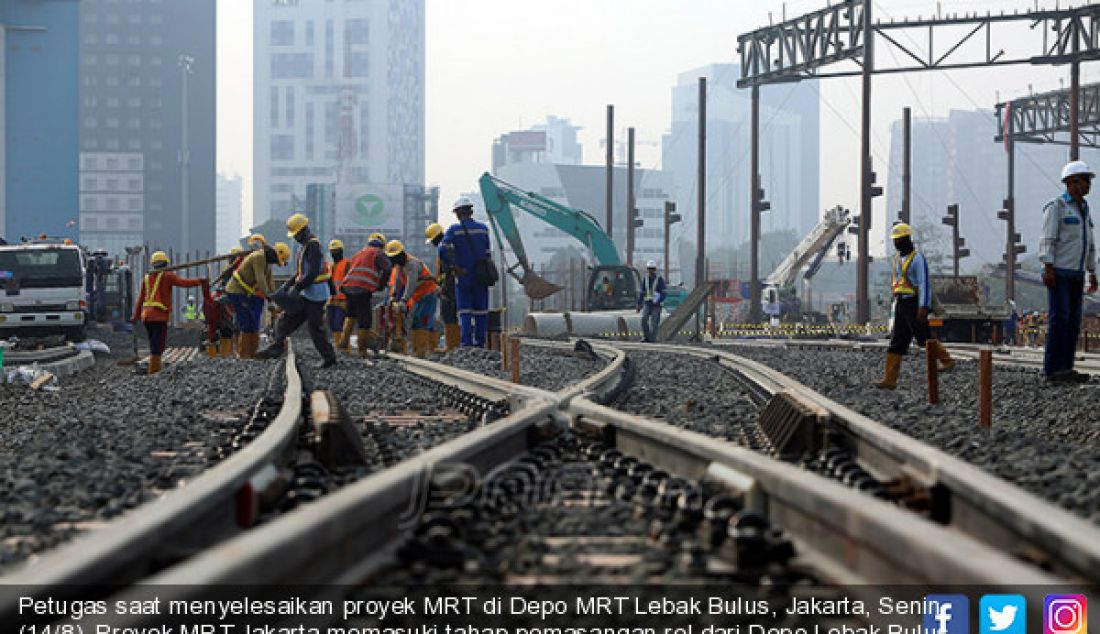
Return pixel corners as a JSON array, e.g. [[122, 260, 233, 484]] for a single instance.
[[0, 0, 80, 243]]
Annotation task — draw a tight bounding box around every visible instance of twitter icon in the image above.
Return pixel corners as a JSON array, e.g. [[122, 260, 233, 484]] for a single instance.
[[982, 595, 1027, 634]]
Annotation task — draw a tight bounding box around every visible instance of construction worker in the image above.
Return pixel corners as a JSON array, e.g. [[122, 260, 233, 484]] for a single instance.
[[1040, 160, 1098, 383], [440, 196, 493, 347], [326, 239, 351, 350], [339, 233, 391, 357], [257, 213, 338, 368], [637, 260, 666, 343], [384, 240, 439, 357], [248, 233, 266, 251], [131, 251, 205, 375], [227, 241, 289, 358], [875, 223, 954, 389], [426, 222, 460, 351], [183, 296, 201, 322]]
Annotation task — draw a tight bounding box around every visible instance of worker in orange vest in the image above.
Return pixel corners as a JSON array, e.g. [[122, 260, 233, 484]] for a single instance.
[[385, 240, 438, 358], [425, 223, 460, 352], [131, 251, 205, 375], [339, 233, 391, 357], [326, 239, 351, 350]]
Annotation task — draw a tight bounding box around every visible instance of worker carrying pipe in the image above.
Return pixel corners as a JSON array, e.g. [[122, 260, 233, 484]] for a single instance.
[[226, 242, 290, 358], [875, 223, 954, 389], [131, 251, 205, 375]]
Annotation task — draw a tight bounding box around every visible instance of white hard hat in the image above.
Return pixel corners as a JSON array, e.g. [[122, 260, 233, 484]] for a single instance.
[[452, 195, 474, 212], [1061, 160, 1094, 182], [646, 260, 658, 269]]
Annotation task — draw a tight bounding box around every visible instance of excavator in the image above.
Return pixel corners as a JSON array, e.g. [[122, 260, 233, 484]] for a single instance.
[[479, 172, 680, 311]]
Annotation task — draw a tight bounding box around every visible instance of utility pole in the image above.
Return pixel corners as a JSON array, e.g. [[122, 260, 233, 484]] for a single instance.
[[605, 105, 614, 241], [178, 54, 194, 255], [695, 77, 706, 338], [626, 127, 636, 265], [901, 107, 911, 224], [856, 1, 874, 324], [942, 204, 969, 279], [750, 84, 762, 323], [998, 111, 1023, 301], [1071, 59, 1081, 160], [663, 200, 681, 282]]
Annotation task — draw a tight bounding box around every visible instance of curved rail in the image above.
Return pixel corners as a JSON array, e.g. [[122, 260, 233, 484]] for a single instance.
[[0, 343, 303, 609], [604, 339, 1100, 583]]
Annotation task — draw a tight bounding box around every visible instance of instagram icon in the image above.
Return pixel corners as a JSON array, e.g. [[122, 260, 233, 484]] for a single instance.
[[1045, 595, 1088, 634]]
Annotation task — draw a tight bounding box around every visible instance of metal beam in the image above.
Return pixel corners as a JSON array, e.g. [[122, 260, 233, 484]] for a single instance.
[[995, 81, 1100, 148], [737, 2, 1100, 88]]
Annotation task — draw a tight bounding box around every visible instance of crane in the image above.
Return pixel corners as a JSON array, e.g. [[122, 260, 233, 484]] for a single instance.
[[478, 172, 643, 311], [763, 206, 851, 319]]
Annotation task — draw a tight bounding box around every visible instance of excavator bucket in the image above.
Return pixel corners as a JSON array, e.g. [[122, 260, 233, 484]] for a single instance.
[[521, 271, 564, 300]]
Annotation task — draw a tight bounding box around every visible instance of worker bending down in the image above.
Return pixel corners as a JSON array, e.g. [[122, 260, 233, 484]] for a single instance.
[[257, 213, 337, 368], [132, 251, 204, 375], [385, 240, 439, 358], [339, 233, 391, 357], [876, 223, 954, 389], [226, 242, 289, 358]]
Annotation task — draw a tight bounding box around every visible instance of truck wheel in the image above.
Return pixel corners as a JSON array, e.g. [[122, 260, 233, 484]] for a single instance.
[[68, 325, 87, 343]]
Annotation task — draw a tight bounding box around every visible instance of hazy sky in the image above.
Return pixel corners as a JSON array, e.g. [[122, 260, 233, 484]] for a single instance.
[[217, 0, 1096, 239]]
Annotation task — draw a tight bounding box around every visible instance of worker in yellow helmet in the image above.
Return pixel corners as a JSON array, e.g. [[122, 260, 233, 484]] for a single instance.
[[875, 222, 954, 389], [425, 222, 459, 352], [131, 251, 204, 375], [257, 213, 337, 368], [227, 242, 289, 358], [326, 239, 351, 350], [384, 239, 439, 357], [248, 234, 266, 250], [339, 233, 391, 357]]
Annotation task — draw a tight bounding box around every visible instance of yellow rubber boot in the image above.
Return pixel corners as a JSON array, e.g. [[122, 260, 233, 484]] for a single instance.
[[933, 341, 955, 372], [219, 338, 234, 358], [237, 332, 256, 359], [444, 323, 461, 352], [874, 353, 903, 390], [206, 343, 217, 358], [332, 331, 342, 349], [148, 354, 163, 376], [357, 328, 374, 358], [339, 318, 355, 353]]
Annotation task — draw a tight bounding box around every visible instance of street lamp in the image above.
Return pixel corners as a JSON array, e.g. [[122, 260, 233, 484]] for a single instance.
[[178, 54, 194, 255]]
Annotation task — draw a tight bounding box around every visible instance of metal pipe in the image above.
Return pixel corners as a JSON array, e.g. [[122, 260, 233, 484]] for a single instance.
[[902, 106, 911, 224], [1006, 112, 1016, 302], [1071, 60, 1081, 160]]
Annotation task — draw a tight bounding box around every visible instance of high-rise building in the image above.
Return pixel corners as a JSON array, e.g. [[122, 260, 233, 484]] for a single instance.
[[216, 173, 244, 253], [1, 0, 80, 242], [78, 0, 216, 258], [884, 109, 1082, 268], [492, 116, 583, 172], [253, 0, 425, 253], [662, 64, 820, 263]]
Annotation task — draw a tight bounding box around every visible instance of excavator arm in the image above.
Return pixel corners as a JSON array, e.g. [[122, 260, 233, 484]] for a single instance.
[[478, 172, 623, 300]]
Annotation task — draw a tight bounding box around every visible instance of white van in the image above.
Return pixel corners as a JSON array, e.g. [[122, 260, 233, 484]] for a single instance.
[[0, 242, 88, 342]]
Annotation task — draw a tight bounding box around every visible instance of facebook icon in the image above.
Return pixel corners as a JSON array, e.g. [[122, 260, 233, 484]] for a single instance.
[[924, 595, 971, 634]]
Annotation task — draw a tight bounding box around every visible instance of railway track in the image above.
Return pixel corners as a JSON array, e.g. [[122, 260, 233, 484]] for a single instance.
[[8, 336, 1100, 630]]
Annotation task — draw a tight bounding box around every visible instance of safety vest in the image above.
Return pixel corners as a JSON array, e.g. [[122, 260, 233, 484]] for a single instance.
[[231, 270, 255, 295], [296, 237, 331, 284], [643, 275, 660, 301], [142, 272, 168, 310], [184, 303, 198, 320], [344, 246, 385, 292], [328, 258, 349, 300], [891, 252, 917, 296], [392, 258, 438, 305]]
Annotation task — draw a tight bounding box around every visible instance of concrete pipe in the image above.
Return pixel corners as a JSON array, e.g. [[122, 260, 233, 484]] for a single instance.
[[522, 312, 569, 339], [566, 311, 629, 339]]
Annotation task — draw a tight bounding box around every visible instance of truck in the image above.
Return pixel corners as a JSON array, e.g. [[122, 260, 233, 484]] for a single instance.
[[478, 172, 684, 311], [928, 275, 1009, 343], [0, 239, 89, 342]]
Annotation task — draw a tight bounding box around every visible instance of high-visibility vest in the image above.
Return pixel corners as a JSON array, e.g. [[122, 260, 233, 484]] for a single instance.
[[643, 275, 661, 302], [328, 258, 349, 300], [392, 258, 438, 306], [891, 252, 917, 296], [344, 246, 385, 292], [296, 237, 331, 284], [231, 270, 255, 295], [142, 272, 168, 310], [184, 303, 198, 320]]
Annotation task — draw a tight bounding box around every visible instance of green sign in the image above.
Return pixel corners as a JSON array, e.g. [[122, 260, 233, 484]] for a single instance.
[[355, 194, 388, 226]]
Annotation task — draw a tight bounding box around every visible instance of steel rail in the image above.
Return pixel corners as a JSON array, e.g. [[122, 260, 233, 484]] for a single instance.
[[0, 343, 304, 616], [603, 339, 1100, 583]]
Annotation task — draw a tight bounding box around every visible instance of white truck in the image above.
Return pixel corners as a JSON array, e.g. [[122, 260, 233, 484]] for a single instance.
[[0, 241, 88, 342]]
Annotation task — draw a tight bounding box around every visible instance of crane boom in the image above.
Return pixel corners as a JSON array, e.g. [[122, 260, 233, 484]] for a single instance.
[[765, 206, 851, 287]]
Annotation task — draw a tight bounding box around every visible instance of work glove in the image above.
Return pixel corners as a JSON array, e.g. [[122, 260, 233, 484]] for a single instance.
[[917, 307, 929, 323]]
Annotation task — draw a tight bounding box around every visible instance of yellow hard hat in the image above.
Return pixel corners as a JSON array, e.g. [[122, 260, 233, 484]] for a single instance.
[[368, 232, 386, 245], [249, 233, 266, 247], [384, 239, 405, 257], [329, 239, 344, 251], [274, 242, 291, 266], [890, 223, 913, 240], [286, 213, 309, 238], [150, 251, 169, 266], [229, 246, 243, 255], [425, 223, 444, 244]]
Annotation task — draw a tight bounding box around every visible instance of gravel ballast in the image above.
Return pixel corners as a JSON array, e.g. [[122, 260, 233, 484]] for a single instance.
[[435, 343, 603, 392], [726, 343, 1100, 524], [0, 327, 284, 568]]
